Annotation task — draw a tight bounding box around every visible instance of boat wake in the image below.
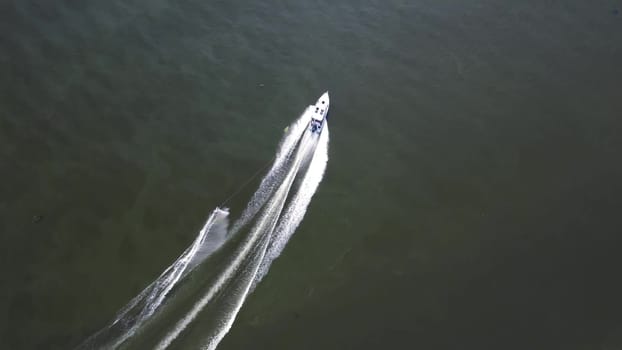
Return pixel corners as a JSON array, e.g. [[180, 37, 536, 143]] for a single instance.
[[77, 106, 329, 350]]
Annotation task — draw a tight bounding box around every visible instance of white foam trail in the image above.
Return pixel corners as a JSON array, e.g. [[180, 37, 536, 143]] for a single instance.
[[228, 108, 313, 234], [155, 125, 317, 350], [254, 125, 329, 286]]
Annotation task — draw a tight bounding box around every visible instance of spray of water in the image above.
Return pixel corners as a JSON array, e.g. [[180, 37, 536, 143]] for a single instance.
[[77, 208, 230, 350], [77, 106, 329, 350]]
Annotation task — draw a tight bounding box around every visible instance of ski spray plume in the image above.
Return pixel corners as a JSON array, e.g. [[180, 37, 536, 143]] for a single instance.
[[77, 208, 230, 349]]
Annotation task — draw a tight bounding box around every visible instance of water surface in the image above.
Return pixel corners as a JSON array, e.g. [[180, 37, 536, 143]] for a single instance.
[[1, 0, 622, 349]]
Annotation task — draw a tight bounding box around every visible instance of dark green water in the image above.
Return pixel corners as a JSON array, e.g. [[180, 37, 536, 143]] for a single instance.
[[2, 0, 622, 349]]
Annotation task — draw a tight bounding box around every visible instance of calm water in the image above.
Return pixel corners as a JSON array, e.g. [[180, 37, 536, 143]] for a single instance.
[[2, 0, 622, 349]]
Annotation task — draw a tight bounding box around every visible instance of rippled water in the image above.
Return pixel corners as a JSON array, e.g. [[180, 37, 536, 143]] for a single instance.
[[1, 0, 622, 349]]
